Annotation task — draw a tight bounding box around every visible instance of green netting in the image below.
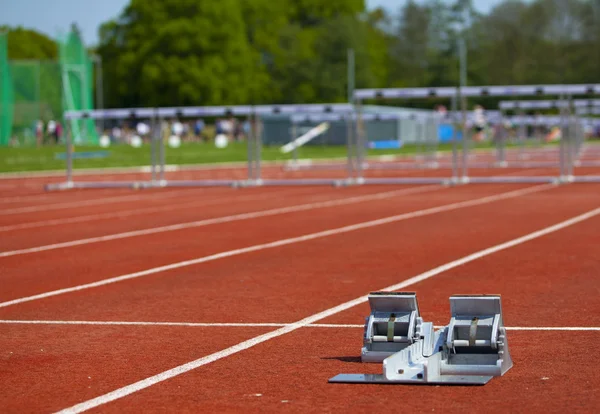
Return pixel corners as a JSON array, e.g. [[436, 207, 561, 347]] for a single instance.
[[0, 32, 13, 146], [10, 60, 63, 145], [58, 30, 98, 145]]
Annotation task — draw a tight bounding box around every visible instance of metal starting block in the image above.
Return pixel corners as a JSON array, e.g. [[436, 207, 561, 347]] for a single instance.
[[361, 292, 427, 363], [330, 293, 513, 386]]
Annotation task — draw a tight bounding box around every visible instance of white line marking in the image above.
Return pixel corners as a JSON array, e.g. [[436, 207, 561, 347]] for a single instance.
[[0, 320, 288, 328], [53, 203, 600, 414], [503, 327, 600, 331], [0, 184, 549, 308], [0, 189, 205, 215], [0, 186, 439, 257], [1, 320, 598, 331], [0, 192, 114, 204], [0, 187, 323, 232]]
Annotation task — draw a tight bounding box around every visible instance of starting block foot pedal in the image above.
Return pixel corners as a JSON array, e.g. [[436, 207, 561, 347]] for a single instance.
[[361, 292, 427, 363], [329, 294, 512, 386]]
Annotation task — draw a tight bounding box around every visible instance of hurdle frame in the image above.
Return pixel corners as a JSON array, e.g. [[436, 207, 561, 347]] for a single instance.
[[353, 84, 600, 185], [498, 99, 600, 170], [46, 103, 355, 190]]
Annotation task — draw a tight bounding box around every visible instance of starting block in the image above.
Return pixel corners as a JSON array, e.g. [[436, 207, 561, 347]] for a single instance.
[[329, 293, 513, 386], [361, 292, 427, 363]]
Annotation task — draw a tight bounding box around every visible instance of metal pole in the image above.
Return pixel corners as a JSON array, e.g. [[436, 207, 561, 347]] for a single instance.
[[459, 37, 469, 181], [254, 114, 262, 181], [291, 123, 298, 167], [497, 110, 506, 166], [450, 93, 459, 180], [93, 55, 104, 135], [415, 119, 423, 161], [246, 113, 254, 181], [159, 115, 165, 182], [559, 94, 566, 180], [36, 61, 41, 145], [347, 48, 355, 104], [431, 114, 440, 165], [426, 115, 437, 165], [345, 114, 355, 180], [566, 97, 574, 178], [517, 109, 526, 159], [150, 112, 157, 183], [79, 67, 88, 144], [356, 102, 365, 181], [66, 118, 73, 185]]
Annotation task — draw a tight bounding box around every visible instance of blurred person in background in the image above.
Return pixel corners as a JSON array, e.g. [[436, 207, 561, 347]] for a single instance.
[[472, 105, 487, 142], [47, 120, 57, 142], [242, 119, 251, 140], [221, 117, 233, 139], [234, 117, 244, 141], [194, 119, 205, 141], [35, 120, 44, 146], [215, 118, 224, 136], [55, 121, 62, 144], [171, 118, 184, 137], [136, 121, 151, 143], [435, 104, 448, 120], [111, 125, 122, 143]]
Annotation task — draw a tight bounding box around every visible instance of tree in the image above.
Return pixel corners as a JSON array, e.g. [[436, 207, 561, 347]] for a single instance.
[[91, 0, 600, 109], [2, 26, 57, 60], [389, 1, 432, 86], [98, 0, 260, 108]]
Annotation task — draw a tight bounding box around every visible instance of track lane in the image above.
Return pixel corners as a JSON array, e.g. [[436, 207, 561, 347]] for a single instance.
[[1, 184, 595, 324], [2, 184, 599, 412], [81, 200, 600, 413], [0, 324, 271, 413], [0, 184, 537, 303], [1, 186, 415, 250]]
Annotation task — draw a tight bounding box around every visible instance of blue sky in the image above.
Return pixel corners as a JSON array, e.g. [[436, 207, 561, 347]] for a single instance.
[[0, 0, 504, 46]]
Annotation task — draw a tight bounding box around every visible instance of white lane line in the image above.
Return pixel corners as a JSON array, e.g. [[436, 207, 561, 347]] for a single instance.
[[0, 190, 123, 204], [1, 320, 599, 331], [0, 184, 550, 308], [53, 204, 600, 414], [0, 187, 325, 232], [0, 189, 208, 215], [0, 185, 440, 258], [503, 327, 600, 331], [0, 320, 287, 328]]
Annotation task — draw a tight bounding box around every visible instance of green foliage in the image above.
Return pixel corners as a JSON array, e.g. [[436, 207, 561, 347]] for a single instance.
[[1, 26, 58, 60], [3, 0, 600, 112], [96, 0, 386, 107], [98, 0, 263, 107], [0, 32, 13, 146]]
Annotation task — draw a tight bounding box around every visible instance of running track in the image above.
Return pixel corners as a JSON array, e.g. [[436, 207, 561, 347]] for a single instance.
[[0, 166, 599, 413]]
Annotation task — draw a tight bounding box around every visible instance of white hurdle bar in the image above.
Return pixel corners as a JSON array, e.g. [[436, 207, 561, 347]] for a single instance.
[[499, 99, 600, 110]]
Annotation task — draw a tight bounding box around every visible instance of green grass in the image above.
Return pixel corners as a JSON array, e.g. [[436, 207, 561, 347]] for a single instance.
[[0, 140, 537, 174]]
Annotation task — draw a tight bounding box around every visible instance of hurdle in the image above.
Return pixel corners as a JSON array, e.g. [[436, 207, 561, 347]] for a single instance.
[[46, 103, 354, 190], [354, 84, 600, 184], [281, 112, 455, 186], [498, 99, 600, 171]]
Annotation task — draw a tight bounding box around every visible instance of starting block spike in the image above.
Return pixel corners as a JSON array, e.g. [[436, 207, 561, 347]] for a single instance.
[[329, 294, 513, 386], [361, 292, 425, 363]]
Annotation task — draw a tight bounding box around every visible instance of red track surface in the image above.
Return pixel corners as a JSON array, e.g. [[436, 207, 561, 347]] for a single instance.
[[1, 164, 599, 413]]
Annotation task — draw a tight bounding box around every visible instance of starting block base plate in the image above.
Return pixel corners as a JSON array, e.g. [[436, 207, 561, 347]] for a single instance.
[[328, 373, 492, 386]]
